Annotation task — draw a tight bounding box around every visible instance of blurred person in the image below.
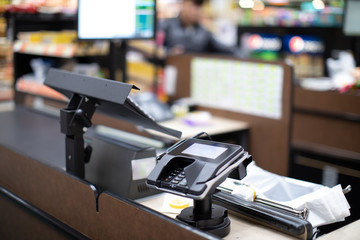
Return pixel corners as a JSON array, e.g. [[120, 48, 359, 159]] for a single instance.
[[157, 0, 237, 56]]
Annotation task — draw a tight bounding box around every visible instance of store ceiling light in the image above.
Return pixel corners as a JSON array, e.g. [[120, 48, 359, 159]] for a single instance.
[[312, 0, 325, 10], [239, 0, 254, 8]]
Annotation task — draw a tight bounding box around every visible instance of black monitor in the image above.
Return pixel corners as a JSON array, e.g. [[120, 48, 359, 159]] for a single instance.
[[343, 0, 360, 36], [77, 0, 156, 40]]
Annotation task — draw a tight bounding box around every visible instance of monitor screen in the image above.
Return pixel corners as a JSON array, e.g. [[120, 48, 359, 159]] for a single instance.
[[77, 0, 156, 40], [343, 0, 360, 36]]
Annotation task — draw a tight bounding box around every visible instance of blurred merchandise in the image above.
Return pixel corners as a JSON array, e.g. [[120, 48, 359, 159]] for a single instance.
[[0, 80, 13, 101], [127, 57, 156, 84], [351, 67, 360, 93], [0, 37, 13, 101], [6, 0, 77, 14], [14, 31, 109, 58], [0, 37, 12, 82], [241, 33, 282, 61], [128, 40, 166, 59], [156, 0, 181, 19], [327, 51, 358, 93], [298, 77, 334, 92], [15, 77, 67, 100], [158, 0, 344, 28], [0, 1, 12, 100], [237, 5, 343, 27], [73, 63, 101, 78], [297, 51, 360, 94], [0, 14, 7, 37], [17, 30, 77, 44], [14, 57, 104, 100], [15, 58, 67, 100], [283, 34, 325, 79]]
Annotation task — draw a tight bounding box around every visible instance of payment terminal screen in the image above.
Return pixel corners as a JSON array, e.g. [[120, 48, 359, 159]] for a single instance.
[[182, 143, 227, 160]]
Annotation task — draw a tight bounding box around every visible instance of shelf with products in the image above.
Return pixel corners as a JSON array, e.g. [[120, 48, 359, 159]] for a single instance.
[[0, 37, 12, 80], [237, 25, 353, 79], [13, 40, 110, 58], [156, 0, 353, 80], [14, 29, 110, 57], [4, 1, 78, 101], [12, 40, 110, 102], [6, 12, 117, 104], [236, 25, 349, 55], [8, 11, 163, 102], [126, 40, 167, 93], [0, 36, 13, 102], [236, 6, 343, 28], [8, 12, 76, 90], [15, 76, 67, 101], [12, 53, 113, 104], [6, 13, 77, 41], [0, 1, 13, 101], [233, 2, 356, 79], [127, 40, 166, 60], [5, 0, 77, 16]]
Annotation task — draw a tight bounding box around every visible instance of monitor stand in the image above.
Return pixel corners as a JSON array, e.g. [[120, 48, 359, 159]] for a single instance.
[[109, 40, 127, 82]]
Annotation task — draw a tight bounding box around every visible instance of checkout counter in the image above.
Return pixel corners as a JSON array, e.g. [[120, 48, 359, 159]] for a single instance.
[[1, 107, 358, 240], [0, 57, 358, 239]]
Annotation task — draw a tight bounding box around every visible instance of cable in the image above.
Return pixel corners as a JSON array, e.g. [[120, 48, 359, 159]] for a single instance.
[[156, 132, 213, 161], [191, 132, 213, 141]]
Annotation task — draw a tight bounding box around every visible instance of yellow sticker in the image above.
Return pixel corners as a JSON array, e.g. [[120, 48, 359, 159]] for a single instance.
[[169, 198, 190, 209]]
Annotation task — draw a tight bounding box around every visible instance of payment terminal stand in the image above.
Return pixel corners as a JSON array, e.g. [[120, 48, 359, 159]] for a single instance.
[[147, 135, 252, 237]]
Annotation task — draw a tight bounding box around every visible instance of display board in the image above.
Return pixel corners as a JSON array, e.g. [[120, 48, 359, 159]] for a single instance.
[[191, 58, 284, 119]]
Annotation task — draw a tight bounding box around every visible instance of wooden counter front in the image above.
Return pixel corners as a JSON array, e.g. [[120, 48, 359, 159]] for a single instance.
[[292, 87, 360, 155]]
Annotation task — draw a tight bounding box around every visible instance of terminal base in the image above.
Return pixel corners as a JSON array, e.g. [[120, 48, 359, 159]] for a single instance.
[[176, 196, 230, 238]]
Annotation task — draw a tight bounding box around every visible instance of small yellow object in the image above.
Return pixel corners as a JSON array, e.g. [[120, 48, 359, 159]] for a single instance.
[[169, 198, 190, 209]]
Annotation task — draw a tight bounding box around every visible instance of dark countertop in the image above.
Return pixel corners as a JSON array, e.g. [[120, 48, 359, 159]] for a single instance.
[[0, 107, 65, 171]]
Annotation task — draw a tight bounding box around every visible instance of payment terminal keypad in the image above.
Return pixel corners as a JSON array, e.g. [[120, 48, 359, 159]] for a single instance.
[[161, 167, 188, 191], [147, 138, 250, 200]]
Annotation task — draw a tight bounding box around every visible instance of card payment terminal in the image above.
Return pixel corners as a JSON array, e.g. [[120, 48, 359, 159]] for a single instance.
[[147, 136, 252, 237], [147, 137, 251, 200]]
